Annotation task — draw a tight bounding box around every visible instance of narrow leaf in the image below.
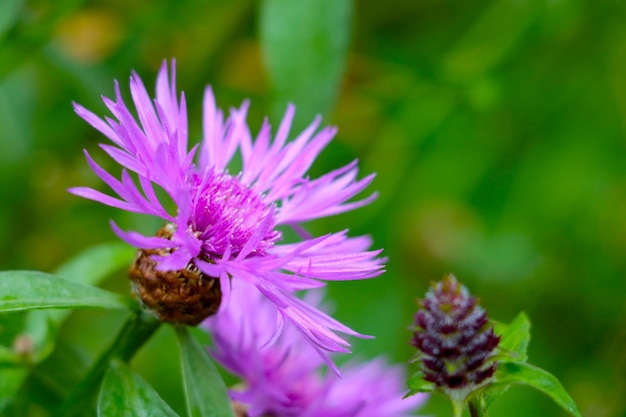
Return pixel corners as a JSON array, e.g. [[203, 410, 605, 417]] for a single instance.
[[176, 327, 234, 417], [0, 270, 133, 312], [490, 361, 582, 417], [260, 0, 352, 127], [98, 360, 180, 417]]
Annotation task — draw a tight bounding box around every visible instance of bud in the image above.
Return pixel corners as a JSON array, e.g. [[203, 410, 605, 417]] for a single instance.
[[129, 224, 222, 326], [411, 274, 500, 398]]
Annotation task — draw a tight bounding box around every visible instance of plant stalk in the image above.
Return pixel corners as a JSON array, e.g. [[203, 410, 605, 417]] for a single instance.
[[451, 398, 464, 417], [469, 396, 486, 417], [53, 310, 161, 417]]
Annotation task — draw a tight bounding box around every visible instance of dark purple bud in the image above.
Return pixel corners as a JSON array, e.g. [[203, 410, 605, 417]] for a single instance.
[[411, 274, 500, 392]]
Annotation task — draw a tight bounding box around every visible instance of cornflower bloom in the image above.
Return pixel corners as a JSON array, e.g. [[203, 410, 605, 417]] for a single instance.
[[204, 281, 427, 416], [69, 60, 384, 357]]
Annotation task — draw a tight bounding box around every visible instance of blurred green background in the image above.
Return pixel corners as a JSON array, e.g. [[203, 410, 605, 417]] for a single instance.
[[1, 0, 625, 416]]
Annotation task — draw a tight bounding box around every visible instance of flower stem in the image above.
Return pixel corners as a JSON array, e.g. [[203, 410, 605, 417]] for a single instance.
[[53, 310, 161, 417], [451, 399, 464, 417], [468, 396, 486, 417]]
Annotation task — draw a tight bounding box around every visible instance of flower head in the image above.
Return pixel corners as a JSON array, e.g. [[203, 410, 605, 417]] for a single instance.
[[204, 281, 427, 416], [411, 274, 500, 401], [70, 60, 384, 355]]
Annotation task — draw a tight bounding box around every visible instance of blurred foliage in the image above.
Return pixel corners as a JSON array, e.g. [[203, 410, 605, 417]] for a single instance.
[[1, 0, 625, 416]]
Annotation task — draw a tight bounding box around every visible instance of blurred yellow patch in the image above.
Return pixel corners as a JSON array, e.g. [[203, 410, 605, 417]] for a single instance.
[[54, 10, 123, 64]]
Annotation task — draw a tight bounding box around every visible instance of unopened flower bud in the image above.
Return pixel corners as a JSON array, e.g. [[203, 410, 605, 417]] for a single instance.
[[411, 274, 500, 396]]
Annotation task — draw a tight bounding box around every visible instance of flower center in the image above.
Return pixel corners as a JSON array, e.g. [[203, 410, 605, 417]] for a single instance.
[[191, 170, 280, 259]]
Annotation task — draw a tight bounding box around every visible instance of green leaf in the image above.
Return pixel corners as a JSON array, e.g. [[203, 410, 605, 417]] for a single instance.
[[260, 0, 352, 128], [404, 371, 436, 398], [175, 326, 234, 417], [489, 361, 582, 417], [483, 312, 532, 409], [494, 311, 531, 362], [48, 242, 136, 323], [98, 360, 180, 417], [39, 242, 135, 354], [0, 270, 133, 312]]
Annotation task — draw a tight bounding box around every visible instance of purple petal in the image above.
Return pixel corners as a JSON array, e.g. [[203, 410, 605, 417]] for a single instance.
[[67, 187, 137, 213], [110, 220, 172, 249], [73, 102, 120, 146]]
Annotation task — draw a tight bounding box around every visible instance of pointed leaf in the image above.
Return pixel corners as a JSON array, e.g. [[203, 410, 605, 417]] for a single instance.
[[176, 327, 234, 417], [260, 0, 352, 127], [493, 311, 531, 362], [488, 361, 582, 417], [98, 360, 180, 417], [0, 270, 134, 312]]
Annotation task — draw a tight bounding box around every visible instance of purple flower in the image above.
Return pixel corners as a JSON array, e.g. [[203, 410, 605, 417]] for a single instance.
[[204, 281, 428, 417], [70, 60, 384, 355]]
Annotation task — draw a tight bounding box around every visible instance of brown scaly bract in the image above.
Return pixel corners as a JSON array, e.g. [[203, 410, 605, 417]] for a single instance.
[[129, 224, 222, 326]]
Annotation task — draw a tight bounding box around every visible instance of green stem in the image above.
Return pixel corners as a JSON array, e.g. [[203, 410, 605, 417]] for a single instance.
[[53, 310, 162, 417], [468, 396, 486, 417], [451, 398, 464, 417]]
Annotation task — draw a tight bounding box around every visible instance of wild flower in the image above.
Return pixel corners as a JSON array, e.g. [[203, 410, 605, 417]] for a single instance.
[[70, 60, 384, 359]]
